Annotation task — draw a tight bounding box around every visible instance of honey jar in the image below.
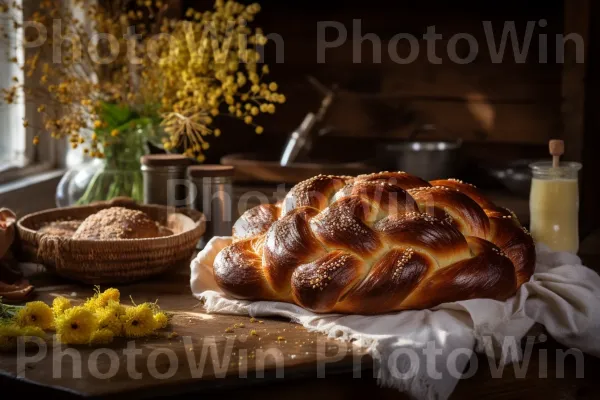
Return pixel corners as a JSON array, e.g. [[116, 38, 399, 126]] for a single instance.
[[529, 161, 582, 253]]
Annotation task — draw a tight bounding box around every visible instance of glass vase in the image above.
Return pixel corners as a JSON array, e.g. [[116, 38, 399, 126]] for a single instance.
[[56, 158, 104, 207], [56, 124, 149, 207], [75, 159, 144, 205]]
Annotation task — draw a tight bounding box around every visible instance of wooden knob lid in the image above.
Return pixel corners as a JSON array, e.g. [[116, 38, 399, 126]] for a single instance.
[[549, 139, 564, 167]]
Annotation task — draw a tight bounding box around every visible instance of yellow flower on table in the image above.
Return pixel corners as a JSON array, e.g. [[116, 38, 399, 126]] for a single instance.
[[14, 301, 54, 330], [153, 312, 169, 329], [55, 306, 98, 345], [105, 300, 126, 317], [95, 305, 123, 336], [0, 325, 46, 352], [121, 304, 156, 338], [52, 296, 72, 317], [96, 288, 120, 308], [84, 288, 120, 311]]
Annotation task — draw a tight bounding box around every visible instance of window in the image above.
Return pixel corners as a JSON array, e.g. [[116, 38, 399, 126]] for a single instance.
[[0, 0, 60, 183], [0, 0, 25, 170]]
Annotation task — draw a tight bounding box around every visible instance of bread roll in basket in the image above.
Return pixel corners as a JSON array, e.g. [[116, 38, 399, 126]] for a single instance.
[[214, 172, 536, 314], [17, 198, 206, 284]]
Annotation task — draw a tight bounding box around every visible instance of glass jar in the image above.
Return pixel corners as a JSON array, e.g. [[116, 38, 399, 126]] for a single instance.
[[529, 161, 582, 253]]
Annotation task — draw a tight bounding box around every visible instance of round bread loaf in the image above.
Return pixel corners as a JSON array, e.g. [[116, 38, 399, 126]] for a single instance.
[[72, 207, 161, 240]]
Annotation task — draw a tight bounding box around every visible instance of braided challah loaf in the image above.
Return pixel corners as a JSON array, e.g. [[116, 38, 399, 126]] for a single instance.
[[213, 172, 535, 314]]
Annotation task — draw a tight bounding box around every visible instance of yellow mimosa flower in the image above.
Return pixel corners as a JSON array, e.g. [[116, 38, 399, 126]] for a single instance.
[[55, 306, 97, 345], [121, 304, 156, 338], [52, 297, 72, 317], [14, 301, 54, 330]]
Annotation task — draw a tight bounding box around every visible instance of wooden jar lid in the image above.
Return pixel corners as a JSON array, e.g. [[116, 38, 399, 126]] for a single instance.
[[141, 154, 193, 167], [187, 165, 235, 178]]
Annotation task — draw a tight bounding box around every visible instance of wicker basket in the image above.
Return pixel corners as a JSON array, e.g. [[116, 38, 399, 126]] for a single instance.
[[16, 198, 206, 284]]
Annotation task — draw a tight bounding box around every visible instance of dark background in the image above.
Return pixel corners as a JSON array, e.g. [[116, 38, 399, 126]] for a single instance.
[[176, 0, 598, 238], [181, 0, 564, 162]]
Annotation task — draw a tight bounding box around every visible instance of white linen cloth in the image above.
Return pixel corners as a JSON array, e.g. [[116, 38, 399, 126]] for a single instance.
[[190, 236, 600, 400]]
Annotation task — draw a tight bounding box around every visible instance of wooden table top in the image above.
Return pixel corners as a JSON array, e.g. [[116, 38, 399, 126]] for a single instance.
[[0, 264, 367, 399], [1, 262, 599, 400], [0, 184, 598, 399]]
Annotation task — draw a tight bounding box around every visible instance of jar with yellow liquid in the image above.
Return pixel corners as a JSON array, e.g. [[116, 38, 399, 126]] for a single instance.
[[529, 161, 582, 253]]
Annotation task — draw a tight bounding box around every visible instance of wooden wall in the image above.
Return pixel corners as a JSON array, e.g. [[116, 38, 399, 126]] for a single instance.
[[180, 0, 567, 163], [263, 1, 563, 142]]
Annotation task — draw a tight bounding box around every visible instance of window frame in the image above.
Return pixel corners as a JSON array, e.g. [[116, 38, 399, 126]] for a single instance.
[[0, 0, 65, 185]]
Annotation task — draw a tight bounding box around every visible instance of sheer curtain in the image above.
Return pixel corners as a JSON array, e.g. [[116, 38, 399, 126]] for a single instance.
[[0, 0, 25, 167]]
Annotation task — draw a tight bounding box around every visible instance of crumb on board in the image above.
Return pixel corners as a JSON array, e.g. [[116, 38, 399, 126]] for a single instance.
[[277, 336, 285, 342], [250, 317, 257, 323], [224, 327, 234, 333], [250, 330, 258, 336]]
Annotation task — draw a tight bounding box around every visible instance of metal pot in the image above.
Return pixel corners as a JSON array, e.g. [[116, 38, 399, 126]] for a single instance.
[[377, 140, 463, 181]]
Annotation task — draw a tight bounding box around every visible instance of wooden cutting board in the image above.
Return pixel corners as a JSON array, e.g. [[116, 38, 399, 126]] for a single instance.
[[0, 265, 365, 399], [221, 153, 376, 184]]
